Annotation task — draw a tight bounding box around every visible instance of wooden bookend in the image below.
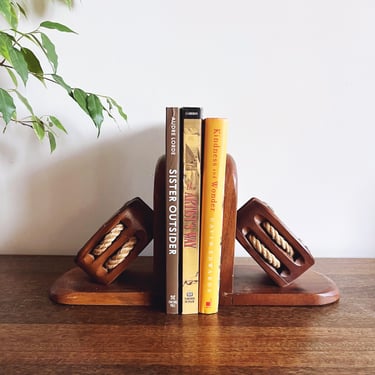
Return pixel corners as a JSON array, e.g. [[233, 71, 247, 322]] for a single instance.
[[50, 197, 155, 306], [217, 163, 339, 306], [231, 197, 339, 306], [75, 197, 153, 285]]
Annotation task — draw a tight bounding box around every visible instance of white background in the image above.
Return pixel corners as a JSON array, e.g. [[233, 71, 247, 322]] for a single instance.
[[1, 0, 374, 257]]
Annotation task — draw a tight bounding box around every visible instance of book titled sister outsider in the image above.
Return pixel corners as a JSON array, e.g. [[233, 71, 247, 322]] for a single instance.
[[165, 107, 180, 314]]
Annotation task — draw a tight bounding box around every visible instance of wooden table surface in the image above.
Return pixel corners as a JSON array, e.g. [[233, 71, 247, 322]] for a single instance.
[[0, 256, 374, 374]]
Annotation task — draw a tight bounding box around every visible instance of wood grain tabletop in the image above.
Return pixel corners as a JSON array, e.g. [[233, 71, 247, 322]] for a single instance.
[[0, 255, 374, 374]]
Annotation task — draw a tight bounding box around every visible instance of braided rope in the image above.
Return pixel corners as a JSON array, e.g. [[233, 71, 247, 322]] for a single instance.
[[248, 234, 281, 269], [92, 223, 124, 257], [262, 221, 294, 257], [104, 236, 137, 270]]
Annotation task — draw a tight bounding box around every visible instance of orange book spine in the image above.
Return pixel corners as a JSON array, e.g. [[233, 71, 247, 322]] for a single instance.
[[198, 118, 228, 314]]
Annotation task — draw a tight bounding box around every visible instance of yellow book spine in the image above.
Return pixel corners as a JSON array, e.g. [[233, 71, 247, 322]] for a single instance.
[[198, 118, 228, 314]]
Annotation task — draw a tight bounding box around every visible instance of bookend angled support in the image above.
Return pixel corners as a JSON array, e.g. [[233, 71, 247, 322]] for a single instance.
[[219, 157, 339, 306], [50, 197, 155, 306]]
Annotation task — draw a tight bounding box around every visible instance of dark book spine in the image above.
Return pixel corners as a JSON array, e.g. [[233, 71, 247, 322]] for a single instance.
[[165, 107, 180, 314]]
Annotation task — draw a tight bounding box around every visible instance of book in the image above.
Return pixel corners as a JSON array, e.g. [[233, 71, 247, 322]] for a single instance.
[[198, 118, 228, 314], [180, 107, 202, 314], [165, 107, 180, 314]]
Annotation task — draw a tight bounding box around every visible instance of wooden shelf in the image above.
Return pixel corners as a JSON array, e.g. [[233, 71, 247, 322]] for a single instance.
[[2, 256, 374, 374]]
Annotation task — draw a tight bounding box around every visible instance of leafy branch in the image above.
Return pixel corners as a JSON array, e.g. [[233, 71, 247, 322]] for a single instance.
[[0, 0, 127, 152]]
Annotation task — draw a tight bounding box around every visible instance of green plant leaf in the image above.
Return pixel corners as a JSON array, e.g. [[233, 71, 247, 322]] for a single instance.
[[26, 32, 46, 53], [0, 0, 18, 28], [17, 3, 27, 18], [102, 104, 116, 121], [0, 31, 14, 60], [0, 32, 28, 84], [107, 97, 127, 121], [6, 67, 18, 87], [0, 88, 16, 124], [51, 74, 72, 93], [8, 46, 28, 85], [48, 131, 56, 152], [72, 88, 89, 114], [49, 115, 67, 134], [14, 89, 34, 115], [31, 116, 45, 140], [21, 47, 44, 82], [40, 32, 58, 73], [40, 21, 77, 34], [87, 94, 104, 133]]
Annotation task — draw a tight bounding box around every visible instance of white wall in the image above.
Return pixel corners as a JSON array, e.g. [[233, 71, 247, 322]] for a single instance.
[[1, 0, 374, 257]]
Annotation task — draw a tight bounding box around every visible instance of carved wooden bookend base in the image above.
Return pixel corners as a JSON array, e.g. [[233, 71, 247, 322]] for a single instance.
[[75, 197, 153, 285], [50, 154, 339, 307], [236, 197, 315, 287]]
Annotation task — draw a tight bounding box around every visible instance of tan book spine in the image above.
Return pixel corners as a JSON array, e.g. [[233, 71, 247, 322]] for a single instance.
[[180, 107, 202, 314]]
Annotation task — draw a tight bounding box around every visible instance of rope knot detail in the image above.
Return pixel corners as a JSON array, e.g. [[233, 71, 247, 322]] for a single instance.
[[262, 221, 294, 258], [104, 236, 138, 270], [92, 223, 125, 257]]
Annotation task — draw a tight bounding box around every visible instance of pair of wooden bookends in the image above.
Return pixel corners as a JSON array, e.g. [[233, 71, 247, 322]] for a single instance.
[[50, 155, 340, 307]]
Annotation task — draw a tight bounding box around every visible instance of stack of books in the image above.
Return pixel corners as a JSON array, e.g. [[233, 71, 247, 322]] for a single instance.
[[165, 107, 228, 314]]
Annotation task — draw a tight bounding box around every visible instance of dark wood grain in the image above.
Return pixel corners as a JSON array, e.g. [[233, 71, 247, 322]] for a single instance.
[[152, 154, 166, 310], [0, 255, 374, 374], [219, 154, 238, 305]]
